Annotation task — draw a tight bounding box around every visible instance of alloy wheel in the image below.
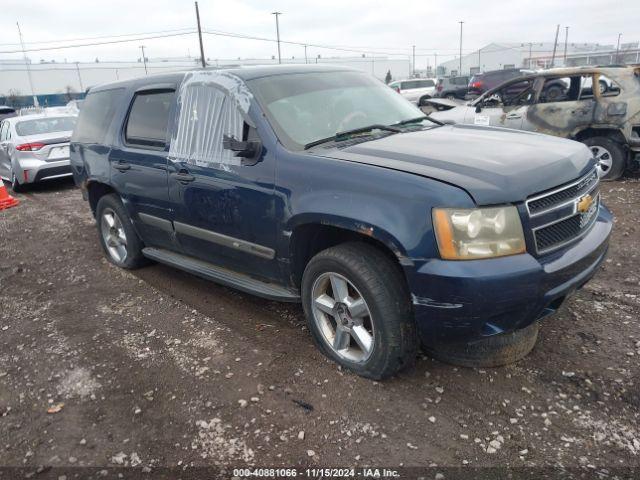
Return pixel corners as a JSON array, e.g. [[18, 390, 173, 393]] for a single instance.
[[590, 145, 613, 178], [100, 208, 128, 263], [310, 272, 375, 363]]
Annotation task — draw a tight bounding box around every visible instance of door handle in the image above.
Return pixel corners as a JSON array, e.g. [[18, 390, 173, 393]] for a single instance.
[[172, 170, 196, 184], [113, 161, 131, 171]]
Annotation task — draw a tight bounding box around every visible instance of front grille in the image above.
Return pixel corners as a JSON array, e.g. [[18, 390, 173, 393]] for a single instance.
[[527, 169, 598, 215], [527, 168, 600, 254], [535, 215, 583, 252]]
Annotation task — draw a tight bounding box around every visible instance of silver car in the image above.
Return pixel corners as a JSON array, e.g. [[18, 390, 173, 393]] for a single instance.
[[0, 112, 77, 192]]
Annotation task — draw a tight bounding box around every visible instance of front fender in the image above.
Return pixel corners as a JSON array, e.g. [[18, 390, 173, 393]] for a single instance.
[[276, 145, 475, 263]]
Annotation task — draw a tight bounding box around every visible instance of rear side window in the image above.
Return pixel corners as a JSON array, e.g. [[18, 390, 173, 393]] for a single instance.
[[72, 88, 124, 144], [125, 90, 174, 148]]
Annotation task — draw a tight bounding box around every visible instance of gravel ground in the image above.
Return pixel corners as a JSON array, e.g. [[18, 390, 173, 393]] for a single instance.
[[0, 176, 638, 478]]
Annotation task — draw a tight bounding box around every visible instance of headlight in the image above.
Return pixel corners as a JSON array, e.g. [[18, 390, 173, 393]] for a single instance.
[[432, 206, 526, 260]]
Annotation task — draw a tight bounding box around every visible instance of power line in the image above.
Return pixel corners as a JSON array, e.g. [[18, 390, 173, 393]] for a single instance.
[[0, 31, 196, 54], [0, 27, 195, 47]]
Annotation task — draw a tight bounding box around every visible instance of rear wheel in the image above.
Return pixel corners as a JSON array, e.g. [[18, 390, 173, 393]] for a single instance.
[[582, 136, 626, 181], [302, 243, 417, 379], [96, 194, 146, 269], [424, 321, 540, 368], [445, 93, 457, 100]]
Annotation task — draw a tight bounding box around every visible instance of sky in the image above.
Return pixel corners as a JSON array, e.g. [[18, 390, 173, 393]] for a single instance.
[[0, 0, 638, 70]]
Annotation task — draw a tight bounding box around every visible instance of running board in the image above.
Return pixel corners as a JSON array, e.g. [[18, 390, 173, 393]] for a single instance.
[[142, 247, 300, 302]]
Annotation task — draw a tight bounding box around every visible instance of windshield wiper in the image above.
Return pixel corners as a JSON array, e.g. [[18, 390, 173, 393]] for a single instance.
[[304, 124, 401, 150], [392, 115, 444, 127]]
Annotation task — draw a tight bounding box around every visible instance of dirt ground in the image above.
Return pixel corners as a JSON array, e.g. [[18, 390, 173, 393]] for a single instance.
[[0, 175, 639, 478]]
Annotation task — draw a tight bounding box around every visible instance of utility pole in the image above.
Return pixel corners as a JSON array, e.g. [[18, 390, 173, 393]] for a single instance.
[[550, 24, 560, 67], [140, 45, 148, 74], [75, 62, 84, 91], [478, 47, 481, 72], [412, 45, 416, 77], [272, 12, 282, 64], [434, 53, 437, 75], [458, 21, 464, 75], [304, 45, 308, 64], [195, 2, 206, 68], [528, 42, 533, 68], [615, 33, 622, 63], [563, 26, 569, 65], [16, 22, 38, 107]]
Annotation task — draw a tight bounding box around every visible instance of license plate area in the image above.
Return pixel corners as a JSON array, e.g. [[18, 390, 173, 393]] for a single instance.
[[48, 146, 69, 160]]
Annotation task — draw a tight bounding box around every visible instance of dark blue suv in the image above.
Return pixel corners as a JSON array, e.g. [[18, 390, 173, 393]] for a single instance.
[[71, 65, 612, 379]]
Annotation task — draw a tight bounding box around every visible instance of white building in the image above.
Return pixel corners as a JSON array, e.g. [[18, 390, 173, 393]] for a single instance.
[[0, 56, 410, 98], [437, 42, 619, 77]]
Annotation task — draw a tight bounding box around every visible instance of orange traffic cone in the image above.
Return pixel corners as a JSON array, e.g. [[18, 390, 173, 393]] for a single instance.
[[0, 183, 20, 210]]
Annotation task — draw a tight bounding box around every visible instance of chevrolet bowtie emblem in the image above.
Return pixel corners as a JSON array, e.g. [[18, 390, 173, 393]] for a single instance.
[[577, 194, 593, 213]]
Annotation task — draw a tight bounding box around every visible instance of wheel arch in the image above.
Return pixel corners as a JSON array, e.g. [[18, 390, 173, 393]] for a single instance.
[[573, 126, 628, 145], [87, 181, 117, 216], [286, 217, 412, 290]]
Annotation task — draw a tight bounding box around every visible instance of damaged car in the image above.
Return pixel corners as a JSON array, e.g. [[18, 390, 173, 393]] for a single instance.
[[71, 65, 612, 379], [427, 66, 640, 180]]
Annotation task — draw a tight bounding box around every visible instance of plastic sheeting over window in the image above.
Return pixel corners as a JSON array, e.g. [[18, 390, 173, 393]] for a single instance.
[[168, 70, 253, 170]]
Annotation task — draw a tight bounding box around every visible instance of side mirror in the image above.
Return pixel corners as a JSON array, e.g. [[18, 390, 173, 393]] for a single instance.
[[475, 103, 483, 113], [223, 134, 262, 166]]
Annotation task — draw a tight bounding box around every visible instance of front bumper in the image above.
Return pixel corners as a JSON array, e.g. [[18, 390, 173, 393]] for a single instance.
[[406, 205, 613, 345], [15, 158, 72, 184]]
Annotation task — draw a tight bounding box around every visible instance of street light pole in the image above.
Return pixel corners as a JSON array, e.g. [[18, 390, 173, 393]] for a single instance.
[[195, 1, 206, 68], [75, 62, 84, 91], [140, 45, 148, 75], [304, 45, 308, 64], [458, 21, 464, 75], [412, 45, 416, 77], [16, 22, 38, 107], [550, 24, 560, 67], [563, 26, 569, 65], [272, 12, 282, 64], [615, 33, 622, 63]]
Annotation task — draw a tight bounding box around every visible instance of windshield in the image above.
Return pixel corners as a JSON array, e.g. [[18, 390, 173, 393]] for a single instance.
[[16, 116, 77, 136], [248, 71, 424, 150]]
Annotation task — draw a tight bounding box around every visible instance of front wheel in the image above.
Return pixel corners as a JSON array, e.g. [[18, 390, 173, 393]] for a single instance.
[[582, 136, 626, 181], [302, 243, 417, 380]]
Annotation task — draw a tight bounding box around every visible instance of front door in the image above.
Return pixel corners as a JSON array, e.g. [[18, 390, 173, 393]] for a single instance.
[[109, 87, 177, 250], [467, 78, 536, 130], [167, 82, 278, 281]]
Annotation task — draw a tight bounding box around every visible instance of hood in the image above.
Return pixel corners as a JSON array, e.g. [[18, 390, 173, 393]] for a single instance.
[[315, 124, 594, 205]]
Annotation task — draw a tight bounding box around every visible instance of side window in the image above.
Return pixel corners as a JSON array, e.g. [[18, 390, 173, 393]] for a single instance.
[[539, 76, 588, 103], [0, 122, 7, 142], [72, 88, 125, 144], [494, 79, 535, 107], [125, 90, 174, 148], [596, 74, 621, 97], [168, 85, 244, 170]]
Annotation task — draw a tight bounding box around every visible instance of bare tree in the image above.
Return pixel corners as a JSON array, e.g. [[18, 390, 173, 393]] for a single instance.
[[6, 89, 22, 107]]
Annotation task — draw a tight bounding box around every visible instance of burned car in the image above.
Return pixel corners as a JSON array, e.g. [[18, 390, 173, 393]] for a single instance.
[[427, 66, 640, 180]]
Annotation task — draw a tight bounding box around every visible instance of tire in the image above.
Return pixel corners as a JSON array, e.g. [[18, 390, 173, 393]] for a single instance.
[[598, 80, 608, 94], [418, 95, 431, 106], [10, 169, 25, 193], [445, 94, 457, 100], [95, 193, 146, 269], [301, 243, 417, 380], [424, 321, 539, 368], [582, 136, 626, 181], [544, 85, 564, 102]]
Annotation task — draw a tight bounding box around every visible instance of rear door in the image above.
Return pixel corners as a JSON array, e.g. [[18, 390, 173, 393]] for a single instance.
[[526, 75, 594, 137], [109, 86, 177, 250]]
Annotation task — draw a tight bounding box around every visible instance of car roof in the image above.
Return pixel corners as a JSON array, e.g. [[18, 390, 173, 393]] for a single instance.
[[90, 64, 365, 93]]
